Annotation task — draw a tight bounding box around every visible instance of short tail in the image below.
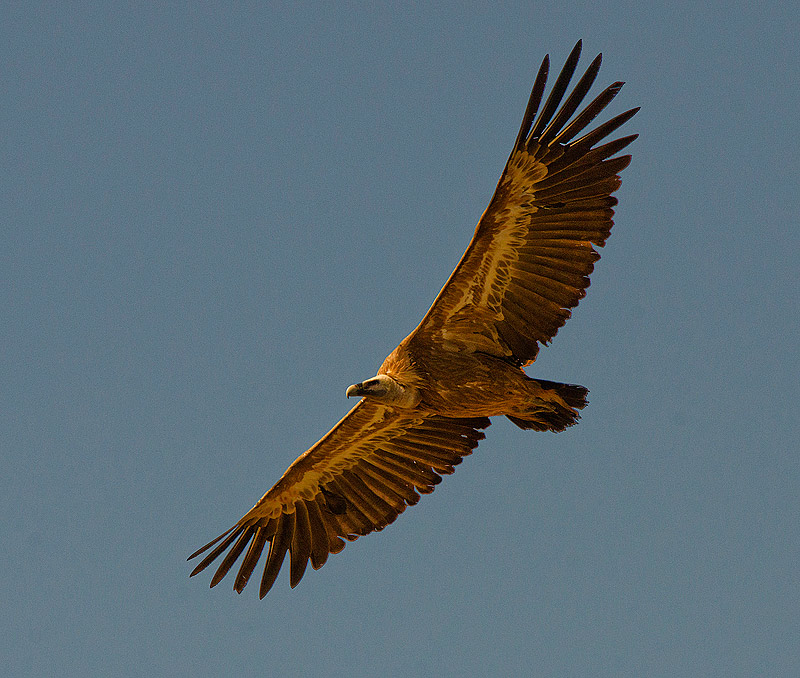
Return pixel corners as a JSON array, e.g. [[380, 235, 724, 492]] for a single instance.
[[506, 379, 589, 432]]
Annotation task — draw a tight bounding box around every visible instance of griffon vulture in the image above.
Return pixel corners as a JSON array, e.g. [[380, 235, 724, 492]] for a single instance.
[[189, 41, 638, 598]]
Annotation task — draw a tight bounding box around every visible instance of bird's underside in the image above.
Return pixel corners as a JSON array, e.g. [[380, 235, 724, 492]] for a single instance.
[[189, 40, 638, 598]]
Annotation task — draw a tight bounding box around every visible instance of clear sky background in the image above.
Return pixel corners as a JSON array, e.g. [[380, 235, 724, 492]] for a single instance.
[[3, 2, 798, 677]]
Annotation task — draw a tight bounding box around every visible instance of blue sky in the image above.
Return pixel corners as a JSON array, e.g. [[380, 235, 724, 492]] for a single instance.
[[3, 2, 798, 677]]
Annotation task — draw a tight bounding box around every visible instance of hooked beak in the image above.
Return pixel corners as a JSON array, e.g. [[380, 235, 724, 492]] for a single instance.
[[346, 383, 363, 398]]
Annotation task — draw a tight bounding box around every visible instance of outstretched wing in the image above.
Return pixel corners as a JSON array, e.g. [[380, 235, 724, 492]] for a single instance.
[[189, 400, 490, 597], [409, 40, 639, 366]]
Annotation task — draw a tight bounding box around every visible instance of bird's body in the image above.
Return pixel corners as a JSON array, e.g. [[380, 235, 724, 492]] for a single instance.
[[377, 336, 585, 426], [189, 41, 638, 598]]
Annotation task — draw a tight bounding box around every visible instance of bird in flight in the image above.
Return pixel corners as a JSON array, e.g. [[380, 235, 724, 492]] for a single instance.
[[189, 40, 638, 598]]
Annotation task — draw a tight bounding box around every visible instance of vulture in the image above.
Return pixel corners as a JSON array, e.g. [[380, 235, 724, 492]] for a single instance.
[[189, 41, 638, 598]]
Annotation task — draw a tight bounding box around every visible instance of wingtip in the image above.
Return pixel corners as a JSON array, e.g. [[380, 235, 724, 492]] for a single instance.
[[234, 571, 250, 593], [566, 40, 586, 70], [614, 154, 634, 173], [187, 548, 204, 562]]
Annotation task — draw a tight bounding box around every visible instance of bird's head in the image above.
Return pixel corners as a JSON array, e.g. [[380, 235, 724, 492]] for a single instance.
[[346, 374, 421, 408]]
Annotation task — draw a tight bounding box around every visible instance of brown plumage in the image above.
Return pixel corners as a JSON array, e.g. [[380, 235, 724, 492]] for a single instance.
[[189, 41, 638, 598]]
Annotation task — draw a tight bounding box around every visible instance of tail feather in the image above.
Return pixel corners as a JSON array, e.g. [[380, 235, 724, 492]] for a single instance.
[[506, 379, 588, 432]]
